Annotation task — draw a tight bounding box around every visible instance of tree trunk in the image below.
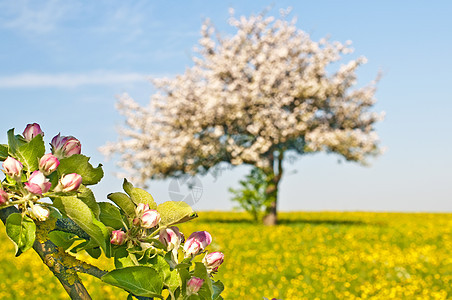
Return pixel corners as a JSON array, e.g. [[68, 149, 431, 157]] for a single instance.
[[262, 151, 284, 226]]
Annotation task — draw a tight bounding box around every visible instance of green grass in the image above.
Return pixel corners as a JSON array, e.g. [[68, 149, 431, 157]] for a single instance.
[[0, 212, 451, 299]]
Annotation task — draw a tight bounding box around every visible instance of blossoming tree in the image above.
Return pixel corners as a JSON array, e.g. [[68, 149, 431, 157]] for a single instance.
[[102, 9, 384, 225], [0, 123, 225, 299]]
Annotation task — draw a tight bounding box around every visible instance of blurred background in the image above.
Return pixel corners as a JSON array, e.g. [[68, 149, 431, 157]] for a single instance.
[[1, 0, 451, 212], [0, 1, 451, 299]]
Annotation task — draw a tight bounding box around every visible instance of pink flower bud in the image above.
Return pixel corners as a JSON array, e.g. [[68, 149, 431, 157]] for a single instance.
[[39, 153, 60, 175], [0, 190, 8, 205], [184, 239, 201, 257], [188, 231, 211, 249], [140, 209, 160, 228], [32, 205, 49, 221], [186, 277, 204, 295], [159, 226, 183, 251], [203, 252, 224, 272], [2, 157, 23, 178], [135, 203, 150, 215], [110, 230, 127, 245], [25, 171, 51, 195], [58, 173, 82, 192], [51, 133, 81, 158], [23, 123, 44, 142]]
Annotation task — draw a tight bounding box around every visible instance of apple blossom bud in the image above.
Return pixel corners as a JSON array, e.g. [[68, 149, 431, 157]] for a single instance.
[[184, 231, 211, 257], [25, 171, 51, 195], [186, 277, 204, 295], [183, 239, 201, 257], [188, 231, 211, 249], [135, 203, 150, 215], [62, 137, 82, 156], [110, 230, 127, 245], [57, 173, 82, 192], [203, 252, 224, 272], [39, 153, 60, 175], [0, 190, 8, 205], [159, 227, 183, 251], [51, 133, 81, 158], [140, 209, 160, 228], [184, 239, 202, 257], [23, 123, 44, 142], [32, 205, 50, 221], [2, 157, 23, 178]]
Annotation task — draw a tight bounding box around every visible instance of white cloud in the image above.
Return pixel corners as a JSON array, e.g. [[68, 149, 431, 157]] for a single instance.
[[0, 71, 151, 88]]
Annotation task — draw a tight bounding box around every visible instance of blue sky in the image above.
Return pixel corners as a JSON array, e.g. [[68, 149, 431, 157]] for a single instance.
[[0, 1, 451, 212]]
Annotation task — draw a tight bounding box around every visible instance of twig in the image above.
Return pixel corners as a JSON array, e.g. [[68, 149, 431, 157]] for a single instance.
[[0, 206, 95, 299]]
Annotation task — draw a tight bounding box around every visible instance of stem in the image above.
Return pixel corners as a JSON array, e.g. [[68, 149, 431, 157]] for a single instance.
[[1, 198, 29, 208], [0, 206, 103, 300]]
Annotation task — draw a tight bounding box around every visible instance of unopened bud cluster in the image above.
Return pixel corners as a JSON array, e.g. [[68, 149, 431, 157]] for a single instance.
[[0, 123, 83, 222], [109, 201, 224, 277]]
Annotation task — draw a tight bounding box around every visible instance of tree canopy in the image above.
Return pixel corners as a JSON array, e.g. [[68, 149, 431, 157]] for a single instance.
[[101, 9, 384, 224]]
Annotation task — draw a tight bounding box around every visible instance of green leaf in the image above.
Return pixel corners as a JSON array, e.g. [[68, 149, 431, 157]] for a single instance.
[[7, 129, 26, 155], [123, 179, 157, 209], [99, 202, 124, 229], [48, 231, 81, 250], [14, 134, 45, 172], [211, 280, 224, 300], [193, 262, 213, 299], [101, 266, 164, 298], [70, 240, 90, 254], [178, 268, 190, 295], [77, 185, 100, 219], [123, 178, 134, 196], [131, 188, 157, 209], [58, 154, 103, 185], [0, 144, 8, 161], [5, 213, 36, 256], [157, 201, 196, 227], [52, 195, 107, 252], [86, 246, 102, 259], [92, 217, 111, 257], [143, 255, 180, 291], [107, 192, 136, 217], [114, 247, 135, 268]]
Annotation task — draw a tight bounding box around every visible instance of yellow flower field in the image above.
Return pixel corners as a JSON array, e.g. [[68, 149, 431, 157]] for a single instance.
[[0, 212, 451, 299]]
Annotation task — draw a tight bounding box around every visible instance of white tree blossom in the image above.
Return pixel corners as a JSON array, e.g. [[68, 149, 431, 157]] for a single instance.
[[101, 9, 384, 224]]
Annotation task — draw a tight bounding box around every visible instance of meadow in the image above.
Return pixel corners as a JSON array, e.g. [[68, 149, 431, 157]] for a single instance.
[[0, 212, 451, 299]]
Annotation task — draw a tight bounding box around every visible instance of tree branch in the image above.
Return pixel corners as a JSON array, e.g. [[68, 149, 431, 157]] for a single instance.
[[55, 217, 91, 240], [0, 206, 103, 300]]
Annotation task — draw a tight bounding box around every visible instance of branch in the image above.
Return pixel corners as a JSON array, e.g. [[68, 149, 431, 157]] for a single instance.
[[55, 217, 91, 240], [0, 206, 101, 300]]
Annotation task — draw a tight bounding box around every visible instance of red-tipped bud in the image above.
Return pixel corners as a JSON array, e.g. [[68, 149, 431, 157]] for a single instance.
[[57, 173, 82, 192], [2, 157, 23, 178], [39, 153, 60, 175], [23, 123, 44, 142], [187, 277, 204, 295], [51, 133, 81, 158], [203, 252, 224, 272], [25, 171, 51, 195], [110, 230, 127, 245], [159, 227, 183, 251], [140, 210, 160, 228], [0, 190, 8, 205], [135, 203, 150, 215], [184, 239, 201, 257]]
